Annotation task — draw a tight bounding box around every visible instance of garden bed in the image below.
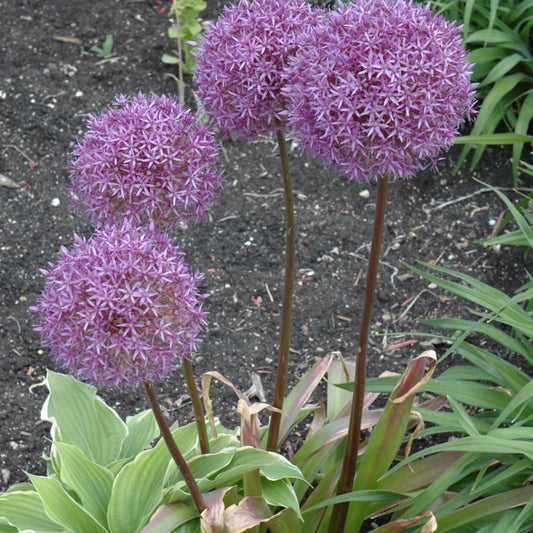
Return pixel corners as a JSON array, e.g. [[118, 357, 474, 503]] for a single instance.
[[0, 0, 530, 491]]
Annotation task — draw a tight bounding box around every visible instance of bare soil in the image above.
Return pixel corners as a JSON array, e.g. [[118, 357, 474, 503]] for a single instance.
[[1, 0, 531, 492]]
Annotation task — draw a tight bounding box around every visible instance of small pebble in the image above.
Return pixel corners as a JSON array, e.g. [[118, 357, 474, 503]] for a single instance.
[[51, 198, 60, 207], [1, 468, 10, 484], [359, 189, 370, 199]]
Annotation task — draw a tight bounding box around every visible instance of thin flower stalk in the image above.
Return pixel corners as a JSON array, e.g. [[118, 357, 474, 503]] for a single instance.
[[267, 126, 296, 452], [182, 358, 210, 454], [172, 0, 184, 105], [145, 381, 207, 515], [331, 176, 389, 533]]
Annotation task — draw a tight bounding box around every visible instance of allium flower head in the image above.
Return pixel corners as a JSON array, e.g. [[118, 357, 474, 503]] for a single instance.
[[283, 0, 477, 182], [193, 0, 319, 140], [32, 221, 207, 389], [70, 93, 224, 229]]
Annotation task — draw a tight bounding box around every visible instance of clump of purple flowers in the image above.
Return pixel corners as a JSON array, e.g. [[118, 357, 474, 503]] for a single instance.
[[70, 93, 224, 229], [32, 221, 207, 389], [193, 0, 319, 140], [283, 0, 476, 182]]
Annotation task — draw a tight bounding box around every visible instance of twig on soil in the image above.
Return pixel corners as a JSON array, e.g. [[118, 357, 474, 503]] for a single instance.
[[348, 251, 399, 286], [243, 188, 305, 199], [94, 56, 125, 66], [430, 186, 533, 211], [393, 289, 440, 323], [3, 144, 36, 164], [264, 283, 274, 303], [6, 315, 21, 334], [216, 214, 240, 223], [384, 339, 418, 352], [489, 210, 505, 239]]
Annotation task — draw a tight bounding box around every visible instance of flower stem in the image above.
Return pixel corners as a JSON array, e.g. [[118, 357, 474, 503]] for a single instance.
[[266, 128, 295, 452], [172, 0, 184, 105], [182, 358, 210, 454], [145, 381, 207, 515], [330, 175, 389, 533]]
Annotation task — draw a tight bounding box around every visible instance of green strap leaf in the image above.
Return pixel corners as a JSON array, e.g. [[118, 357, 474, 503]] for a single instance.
[[435, 485, 533, 532], [453, 132, 533, 144], [303, 489, 407, 514]]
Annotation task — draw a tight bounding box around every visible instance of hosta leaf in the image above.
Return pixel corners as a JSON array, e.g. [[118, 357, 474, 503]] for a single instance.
[[120, 409, 160, 459], [54, 441, 114, 528], [28, 474, 107, 533], [43, 371, 127, 466], [197, 446, 305, 492], [262, 477, 302, 520], [0, 489, 64, 532], [107, 424, 199, 533]]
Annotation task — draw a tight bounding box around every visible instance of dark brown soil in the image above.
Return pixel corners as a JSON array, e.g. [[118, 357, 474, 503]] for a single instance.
[[1, 0, 532, 493]]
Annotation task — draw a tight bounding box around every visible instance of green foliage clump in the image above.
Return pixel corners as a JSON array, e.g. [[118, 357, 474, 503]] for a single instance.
[[162, 0, 206, 75]]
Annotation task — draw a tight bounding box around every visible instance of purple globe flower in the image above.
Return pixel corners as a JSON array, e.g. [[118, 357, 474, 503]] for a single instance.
[[70, 93, 224, 229], [283, 0, 477, 182], [193, 0, 319, 140], [31, 222, 207, 389]]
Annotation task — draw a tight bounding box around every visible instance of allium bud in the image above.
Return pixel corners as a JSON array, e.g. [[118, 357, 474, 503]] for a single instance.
[[32, 221, 207, 389], [70, 93, 224, 229], [193, 0, 319, 140], [283, 0, 477, 182]]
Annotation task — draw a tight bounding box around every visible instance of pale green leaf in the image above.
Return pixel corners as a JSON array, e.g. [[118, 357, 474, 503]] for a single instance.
[[28, 474, 107, 533], [43, 371, 127, 466], [0, 490, 65, 532], [53, 442, 114, 528], [262, 477, 302, 520], [161, 53, 180, 64], [107, 436, 172, 533], [121, 409, 160, 459]]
